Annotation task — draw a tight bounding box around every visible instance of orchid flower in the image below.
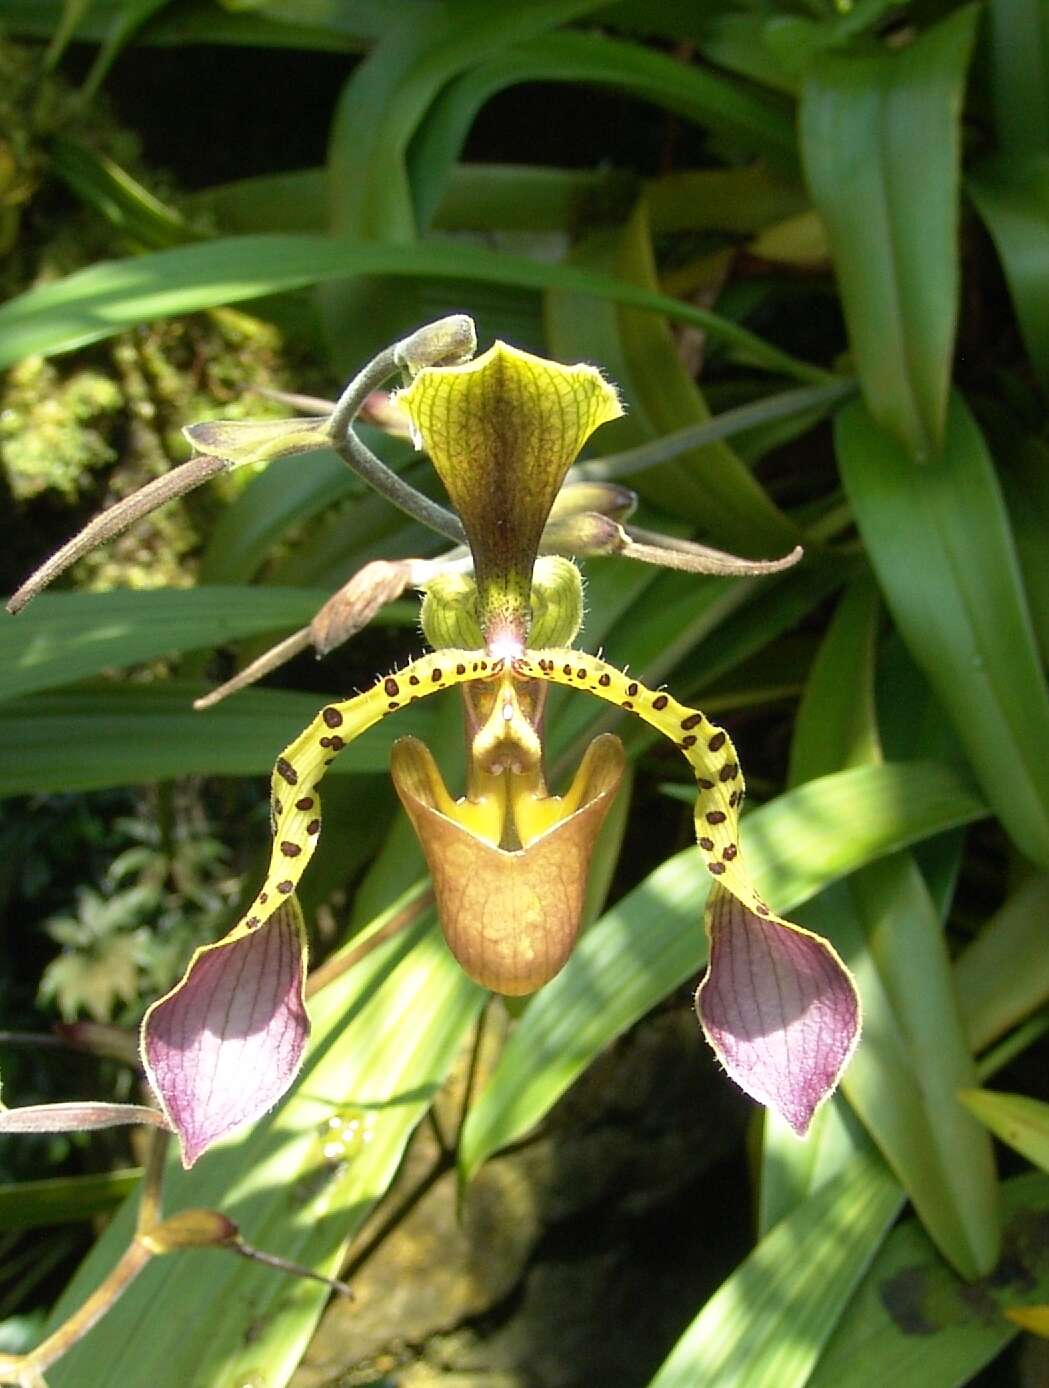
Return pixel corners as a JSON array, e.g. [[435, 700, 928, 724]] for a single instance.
[[8, 317, 860, 1167]]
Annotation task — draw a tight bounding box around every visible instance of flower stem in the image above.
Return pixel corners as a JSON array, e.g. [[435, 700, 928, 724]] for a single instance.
[[0, 1239, 153, 1385], [327, 319, 472, 546]]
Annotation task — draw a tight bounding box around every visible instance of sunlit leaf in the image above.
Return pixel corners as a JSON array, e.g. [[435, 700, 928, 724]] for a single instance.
[[959, 1087, 1049, 1173], [809, 1172, 1049, 1387], [647, 1151, 901, 1388]]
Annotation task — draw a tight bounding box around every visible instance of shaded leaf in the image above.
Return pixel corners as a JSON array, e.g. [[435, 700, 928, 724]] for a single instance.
[[800, 9, 978, 457], [0, 234, 825, 383], [0, 682, 437, 796], [968, 155, 1049, 396], [836, 393, 1049, 868], [0, 587, 338, 701]]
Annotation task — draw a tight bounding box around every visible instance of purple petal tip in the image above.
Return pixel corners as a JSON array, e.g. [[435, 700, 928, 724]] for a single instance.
[[142, 901, 309, 1167], [696, 886, 860, 1136]]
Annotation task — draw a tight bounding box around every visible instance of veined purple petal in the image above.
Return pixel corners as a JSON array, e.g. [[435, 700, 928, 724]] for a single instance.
[[696, 884, 860, 1137], [141, 900, 309, 1168]]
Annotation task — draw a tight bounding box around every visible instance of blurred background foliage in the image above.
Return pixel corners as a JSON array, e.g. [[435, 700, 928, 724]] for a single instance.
[[2, 0, 1049, 1384]]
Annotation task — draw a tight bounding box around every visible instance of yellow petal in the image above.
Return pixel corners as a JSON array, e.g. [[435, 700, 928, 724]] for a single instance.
[[391, 734, 624, 995]]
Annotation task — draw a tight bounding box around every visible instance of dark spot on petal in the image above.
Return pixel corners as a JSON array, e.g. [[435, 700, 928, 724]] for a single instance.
[[723, 844, 738, 861], [457, 662, 466, 674], [277, 880, 294, 894], [384, 677, 399, 697], [259, 893, 269, 905], [295, 797, 314, 811], [598, 673, 611, 687], [622, 700, 634, 710], [276, 757, 298, 785], [323, 706, 343, 727], [681, 713, 703, 730], [708, 862, 726, 876], [697, 778, 714, 790], [410, 674, 420, 686], [273, 800, 283, 816], [246, 916, 260, 929], [756, 903, 771, 916], [328, 735, 345, 751], [698, 836, 714, 851], [653, 694, 669, 710], [432, 668, 443, 682], [280, 841, 302, 858], [681, 735, 696, 749], [319, 736, 331, 749], [719, 762, 739, 782], [708, 732, 726, 752], [627, 682, 639, 697], [706, 810, 727, 825], [563, 663, 573, 676], [577, 667, 587, 679], [306, 818, 321, 835]]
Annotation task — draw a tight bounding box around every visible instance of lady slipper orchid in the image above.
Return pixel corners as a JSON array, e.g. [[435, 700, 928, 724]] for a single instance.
[[139, 336, 860, 1167]]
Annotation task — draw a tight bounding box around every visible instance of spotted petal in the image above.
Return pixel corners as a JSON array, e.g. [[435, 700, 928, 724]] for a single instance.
[[512, 649, 861, 1131]]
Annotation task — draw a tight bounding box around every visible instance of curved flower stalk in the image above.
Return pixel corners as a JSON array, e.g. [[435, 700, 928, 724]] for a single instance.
[[133, 330, 860, 1166]]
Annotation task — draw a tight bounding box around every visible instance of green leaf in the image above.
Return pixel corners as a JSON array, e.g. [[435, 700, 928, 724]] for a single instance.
[[0, 682, 437, 796], [611, 196, 802, 552], [960, 1088, 1049, 1173], [0, 0, 376, 48], [45, 904, 483, 1388], [647, 1151, 902, 1388], [0, 1170, 141, 1233], [0, 588, 340, 701], [409, 27, 797, 227], [788, 575, 881, 786], [968, 155, 1049, 396], [800, 8, 979, 458], [49, 136, 198, 250], [956, 874, 1049, 1052], [194, 163, 635, 237], [830, 859, 1000, 1279], [0, 233, 826, 384], [808, 1172, 1049, 1387], [992, 420, 1049, 664], [836, 393, 1049, 868], [78, 0, 179, 102], [984, 0, 1049, 154], [460, 759, 986, 1182]]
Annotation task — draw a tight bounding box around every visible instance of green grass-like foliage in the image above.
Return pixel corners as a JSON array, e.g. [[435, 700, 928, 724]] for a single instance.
[[1, 0, 1048, 1384]]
